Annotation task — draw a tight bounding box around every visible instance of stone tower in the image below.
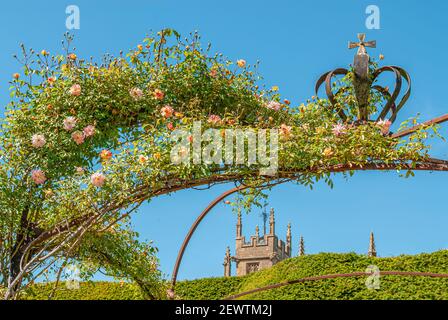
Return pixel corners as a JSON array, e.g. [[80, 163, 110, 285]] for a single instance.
[[223, 208, 292, 277]]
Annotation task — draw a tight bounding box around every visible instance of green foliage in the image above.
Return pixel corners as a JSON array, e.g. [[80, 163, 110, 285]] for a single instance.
[[21, 281, 145, 300], [75, 227, 165, 299], [175, 277, 245, 300]]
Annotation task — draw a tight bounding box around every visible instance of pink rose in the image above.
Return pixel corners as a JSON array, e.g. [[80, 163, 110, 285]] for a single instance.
[[138, 155, 148, 164], [332, 123, 346, 136], [166, 122, 174, 130], [161, 105, 174, 118], [236, 59, 246, 68], [100, 149, 112, 161], [75, 167, 85, 175], [69, 84, 81, 96], [208, 114, 222, 125], [71, 131, 85, 145], [31, 134, 46, 148], [129, 87, 143, 100], [153, 89, 164, 100], [209, 69, 218, 78], [31, 169, 46, 185], [279, 124, 292, 139], [90, 172, 106, 187], [83, 125, 95, 137], [63, 116, 77, 131], [377, 119, 392, 135], [266, 101, 281, 111]]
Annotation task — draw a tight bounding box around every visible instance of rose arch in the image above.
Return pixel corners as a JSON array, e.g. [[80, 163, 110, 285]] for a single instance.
[[0, 29, 447, 300]]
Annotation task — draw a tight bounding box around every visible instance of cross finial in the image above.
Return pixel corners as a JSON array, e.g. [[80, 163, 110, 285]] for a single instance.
[[348, 33, 376, 55]]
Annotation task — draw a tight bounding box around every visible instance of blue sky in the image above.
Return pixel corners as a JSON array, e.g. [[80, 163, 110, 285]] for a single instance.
[[1, 1, 447, 281]]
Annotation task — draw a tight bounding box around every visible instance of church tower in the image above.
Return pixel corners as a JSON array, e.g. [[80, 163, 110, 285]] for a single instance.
[[224, 208, 292, 277]]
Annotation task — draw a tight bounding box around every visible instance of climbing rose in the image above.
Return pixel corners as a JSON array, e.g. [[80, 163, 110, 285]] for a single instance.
[[47, 77, 56, 85], [13, 73, 20, 79], [71, 131, 85, 145], [153, 89, 164, 100], [31, 170, 46, 185], [266, 101, 281, 111], [236, 59, 246, 68], [161, 105, 174, 118], [138, 155, 148, 164], [31, 134, 46, 148], [100, 149, 112, 161], [90, 172, 106, 187], [63, 116, 77, 131], [279, 124, 292, 139], [129, 87, 143, 100], [377, 119, 392, 135], [332, 123, 346, 136], [83, 125, 95, 137], [69, 84, 81, 96], [75, 167, 85, 175], [209, 68, 218, 78], [208, 114, 221, 124]]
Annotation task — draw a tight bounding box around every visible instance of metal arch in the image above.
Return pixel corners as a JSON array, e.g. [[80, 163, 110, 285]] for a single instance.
[[170, 185, 249, 290]]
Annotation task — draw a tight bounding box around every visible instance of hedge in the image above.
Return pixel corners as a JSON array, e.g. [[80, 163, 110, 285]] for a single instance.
[[16, 250, 448, 300]]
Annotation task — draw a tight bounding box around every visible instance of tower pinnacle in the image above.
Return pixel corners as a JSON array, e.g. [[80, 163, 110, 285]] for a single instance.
[[269, 208, 275, 235], [368, 232, 377, 257], [299, 236, 305, 256], [236, 208, 242, 238], [223, 246, 232, 277], [286, 223, 291, 253]]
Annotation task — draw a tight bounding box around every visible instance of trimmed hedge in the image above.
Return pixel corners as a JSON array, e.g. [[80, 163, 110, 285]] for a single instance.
[[177, 250, 448, 300], [19, 250, 448, 300], [22, 281, 145, 300]]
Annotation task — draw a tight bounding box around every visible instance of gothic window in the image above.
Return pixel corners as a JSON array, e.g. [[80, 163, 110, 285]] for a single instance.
[[246, 262, 259, 274]]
